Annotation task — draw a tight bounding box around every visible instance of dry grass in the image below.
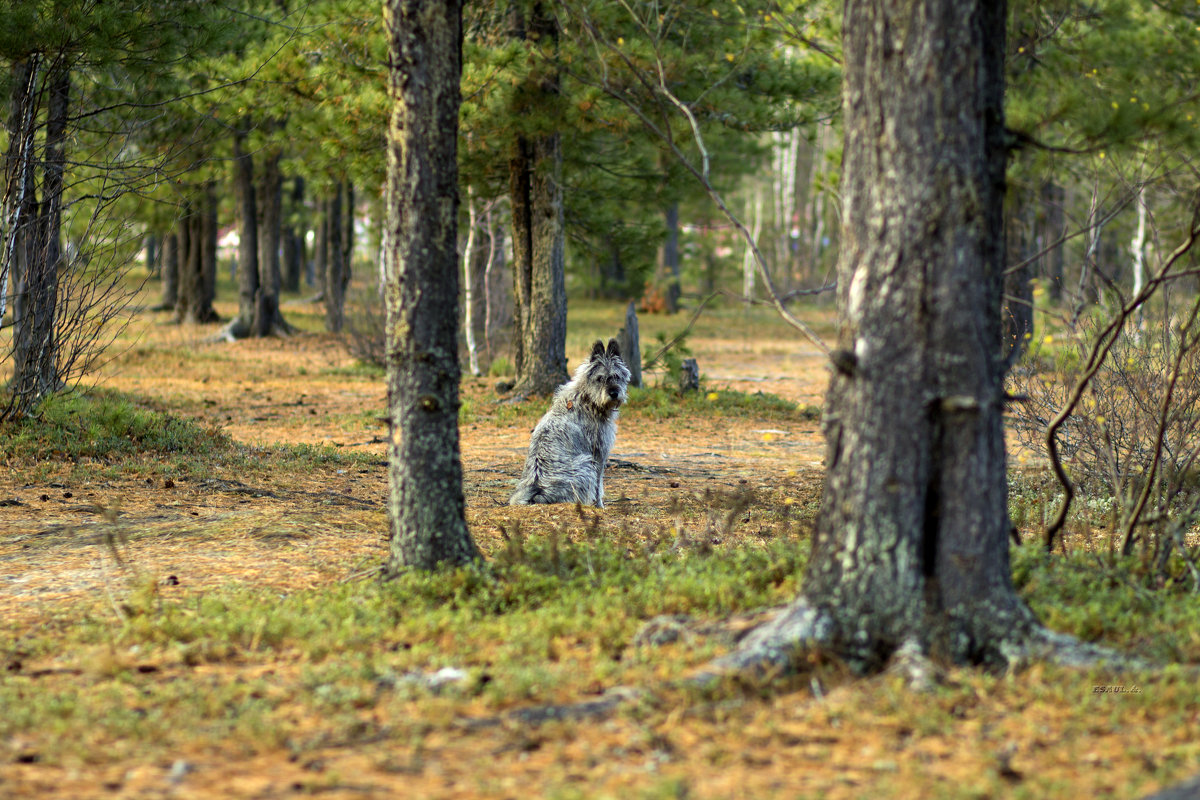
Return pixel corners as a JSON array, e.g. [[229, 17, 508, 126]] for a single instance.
[[0, 290, 1197, 799]]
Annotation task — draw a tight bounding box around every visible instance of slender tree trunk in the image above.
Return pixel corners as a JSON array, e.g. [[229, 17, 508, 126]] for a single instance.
[[314, 197, 328, 297], [662, 202, 681, 312], [1041, 181, 1065, 301], [145, 235, 160, 277], [175, 201, 200, 323], [200, 182, 219, 317], [1131, 185, 1147, 337], [325, 185, 346, 332], [808, 121, 833, 282], [463, 188, 482, 376], [160, 228, 178, 311], [383, 0, 479, 572], [1003, 189, 1036, 369], [282, 176, 305, 293], [12, 67, 69, 404], [230, 131, 259, 338], [742, 186, 762, 302], [2, 56, 40, 336], [255, 148, 289, 335], [507, 2, 568, 397], [484, 205, 510, 359], [342, 181, 354, 289]]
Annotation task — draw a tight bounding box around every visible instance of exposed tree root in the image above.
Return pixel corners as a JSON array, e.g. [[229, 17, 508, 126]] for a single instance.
[[690, 595, 1157, 686], [453, 597, 1169, 731]]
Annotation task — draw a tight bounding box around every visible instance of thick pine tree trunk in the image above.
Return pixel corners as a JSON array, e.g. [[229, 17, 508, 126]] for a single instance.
[[507, 2, 568, 397], [709, 0, 1092, 677], [808, 0, 1031, 668], [382, 0, 479, 572]]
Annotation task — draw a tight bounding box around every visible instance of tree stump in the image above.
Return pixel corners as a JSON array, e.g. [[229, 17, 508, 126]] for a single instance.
[[678, 358, 699, 393], [616, 300, 642, 388]]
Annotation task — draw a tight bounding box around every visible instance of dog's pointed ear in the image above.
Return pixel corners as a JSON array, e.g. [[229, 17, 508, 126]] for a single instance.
[[606, 338, 621, 359], [590, 340, 605, 360]]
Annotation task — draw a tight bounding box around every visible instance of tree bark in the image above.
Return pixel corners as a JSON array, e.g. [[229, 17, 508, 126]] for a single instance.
[[661, 202, 681, 313], [507, 2, 568, 397], [145, 235, 160, 277], [484, 206, 511, 358], [716, 0, 1052, 675], [175, 205, 199, 323], [1003, 188, 1035, 369], [462, 189, 482, 376], [2, 56, 40, 337], [1040, 181, 1065, 301], [382, 0, 479, 572], [201, 182, 219, 316], [160, 227, 178, 311], [11, 66, 69, 405], [255, 148, 290, 335], [282, 176, 305, 293], [324, 185, 346, 332], [314, 196, 328, 297], [229, 131, 259, 338], [809, 0, 1032, 668], [174, 187, 219, 326]]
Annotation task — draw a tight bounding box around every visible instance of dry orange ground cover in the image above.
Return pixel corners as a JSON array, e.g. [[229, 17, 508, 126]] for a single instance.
[[1, 298, 1196, 799]]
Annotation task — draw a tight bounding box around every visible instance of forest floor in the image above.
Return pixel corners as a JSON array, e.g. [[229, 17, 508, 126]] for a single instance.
[[0, 294, 1197, 800]]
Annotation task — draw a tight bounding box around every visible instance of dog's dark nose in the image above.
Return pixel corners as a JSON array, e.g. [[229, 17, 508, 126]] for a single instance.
[[608, 387, 619, 400]]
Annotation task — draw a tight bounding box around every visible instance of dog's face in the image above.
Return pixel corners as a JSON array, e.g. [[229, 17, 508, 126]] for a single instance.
[[577, 338, 631, 410]]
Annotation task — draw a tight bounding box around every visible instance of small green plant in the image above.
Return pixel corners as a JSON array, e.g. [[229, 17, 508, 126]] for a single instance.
[[0, 389, 231, 462], [642, 329, 693, 388], [624, 386, 816, 422], [488, 356, 513, 378], [1011, 309, 1200, 582]]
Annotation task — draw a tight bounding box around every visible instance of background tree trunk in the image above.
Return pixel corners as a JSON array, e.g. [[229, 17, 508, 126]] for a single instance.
[[174, 201, 200, 324], [661, 202, 681, 312], [201, 181, 218, 316], [484, 207, 511, 360], [254, 148, 290, 335], [1040, 181, 1065, 300], [12, 67, 69, 405], [3, 56, 40, 339], [805, 0, 1033, 668], [324, 185, 346, 332], [314, 197, 328, 298], [282, 176, 305, 293], [160, 228, 178, 311], [144, 235, 160, 278], [229, 131, 259, 338], [383, 0, 478, 572], [507, 2, 568, 397], [1003, 188, 1036, 369]]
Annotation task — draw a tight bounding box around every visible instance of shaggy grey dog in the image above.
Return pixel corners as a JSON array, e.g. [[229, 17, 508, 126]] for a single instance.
[[509, 339, 631, 507]]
